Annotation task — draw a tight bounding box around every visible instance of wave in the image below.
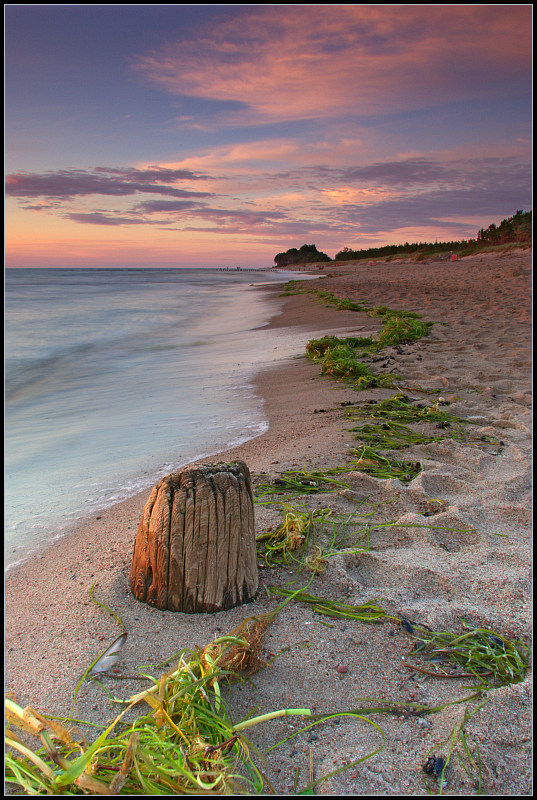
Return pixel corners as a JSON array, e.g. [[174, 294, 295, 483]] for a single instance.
[[5, 344, 98, 403], [5, 322, 216, 404]]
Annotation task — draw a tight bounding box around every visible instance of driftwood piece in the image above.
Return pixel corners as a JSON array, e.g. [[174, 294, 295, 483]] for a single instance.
[[129, 460, 258, 613]]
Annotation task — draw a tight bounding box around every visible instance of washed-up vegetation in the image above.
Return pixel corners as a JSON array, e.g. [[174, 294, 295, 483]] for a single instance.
[[254, 478, 477, 578], [403, 618, 530, 689], [301, 295, 434, 392], [6, 525, 530, 795], [375, 312, 433, 348], [5, 602, 387, 796], [269, 588, 388, 624], [356, 392, 480, 422], [5, 617, 286, 795], [254, 450, 421, 500], [343, 392, 500, 488], [255, 466, 353, 500], [351, 445, 422, 482], [267, 588, 530, 689], [346, 393, 500, 451], [346, 393, 461, 424], [255, 500, 375, 573], [305, 335, 382, 384], [305, 335, 397, 389], [301, 294, 434, 351], [350, 421, 445, 450], [299, 291, 501, 489], [256, 504, 333, 568], [312, 343, 372, 379]]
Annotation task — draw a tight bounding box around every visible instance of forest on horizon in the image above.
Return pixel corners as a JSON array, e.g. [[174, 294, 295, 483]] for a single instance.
[[273, 209, 532, 266]]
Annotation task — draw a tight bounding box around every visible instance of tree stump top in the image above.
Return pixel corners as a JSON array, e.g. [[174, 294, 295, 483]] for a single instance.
[[129, 460, 258, 613]]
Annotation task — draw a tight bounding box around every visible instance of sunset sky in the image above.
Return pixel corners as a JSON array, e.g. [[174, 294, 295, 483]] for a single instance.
[[5, 4, 532, 268]]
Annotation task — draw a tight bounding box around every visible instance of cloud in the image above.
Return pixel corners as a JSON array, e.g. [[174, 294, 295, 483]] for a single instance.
[[308, 154, 530, 193], [193, 207, 287, 224], [92, 166, 205, 181], [176, 206, 293, 236], [54, 195, 290, 230], [5, 166, 212, 200], [182, 219, 333, 238], [340, 158, 453, 186], [132, 5, 531, 125], [308, 153, 531, 243], [7, 149, 530, 242], [62, 204, 291, 233], [64, 212, 154, 226], [135, 199, 207, 214], [20, 202, 58, 211], [327, 186, 532, 239]]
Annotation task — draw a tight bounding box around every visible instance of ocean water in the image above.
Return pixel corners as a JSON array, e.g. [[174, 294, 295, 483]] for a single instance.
[[5, 267, 309, 571]]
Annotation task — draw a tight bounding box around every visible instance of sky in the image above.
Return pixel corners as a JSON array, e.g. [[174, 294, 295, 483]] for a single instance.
[[5, 4, 533, 269]]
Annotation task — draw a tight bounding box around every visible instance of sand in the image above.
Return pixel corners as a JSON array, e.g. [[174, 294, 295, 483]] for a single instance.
[[4, 249, 532, 795]]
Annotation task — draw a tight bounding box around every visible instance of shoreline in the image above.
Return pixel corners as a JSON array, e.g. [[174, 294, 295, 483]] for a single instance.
[[3, 268, 317, 576], [5, 249, 532, 795], [4, 285, 364, 577]]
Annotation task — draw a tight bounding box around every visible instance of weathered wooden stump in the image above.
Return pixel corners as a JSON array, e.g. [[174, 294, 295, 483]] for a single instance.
[[129, 460, 258, 613]]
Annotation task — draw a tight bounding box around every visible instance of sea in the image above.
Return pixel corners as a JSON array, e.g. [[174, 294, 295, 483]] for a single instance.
[[5, 266, 314, 572]]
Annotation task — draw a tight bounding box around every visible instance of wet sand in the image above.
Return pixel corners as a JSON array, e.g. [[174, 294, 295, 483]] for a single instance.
[[5, 248, 532, 795]]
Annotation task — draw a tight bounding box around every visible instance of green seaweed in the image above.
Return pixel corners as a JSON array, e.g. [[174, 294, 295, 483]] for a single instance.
[[255, 467, 352, 500], [350, 445, 422, 482], [350, 420, 445, 450], [304, 293, 434, 392], [5, 605, 390, 796], [256, 505, 333, 568], [305, 337, 374, 379], [318, 345, 372, 379], [269, 587, 389, 624], [305, 288, 434, 350], [376, 314, 433, 347], [268, 588, 530, 690], [346, 394, 500, 448], [405, 619, 530, 688], [256, 501, 374, 573]]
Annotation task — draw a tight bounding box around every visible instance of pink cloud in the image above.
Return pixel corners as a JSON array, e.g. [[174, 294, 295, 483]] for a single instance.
[[132, 5, 531, 124], [5, 167, 211, 199]]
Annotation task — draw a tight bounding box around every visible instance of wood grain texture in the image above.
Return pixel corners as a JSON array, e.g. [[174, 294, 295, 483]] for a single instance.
[[129, 461, 258, 612]]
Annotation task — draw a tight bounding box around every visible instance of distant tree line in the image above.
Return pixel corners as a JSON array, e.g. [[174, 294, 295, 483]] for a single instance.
[[334, 240, 465, 261], [476, 209, 532, 246], [274, 243, 331, 267], [334, 211, 532, 261], [274, 211, 531, 265]]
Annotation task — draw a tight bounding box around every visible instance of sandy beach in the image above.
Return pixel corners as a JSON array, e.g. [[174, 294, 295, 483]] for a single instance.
[[5, 249, 532, 795]]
